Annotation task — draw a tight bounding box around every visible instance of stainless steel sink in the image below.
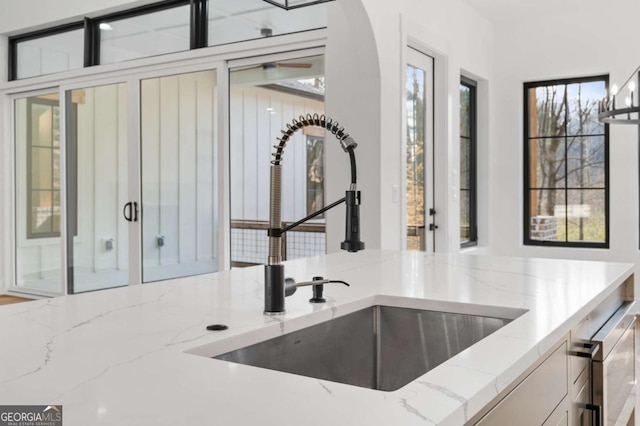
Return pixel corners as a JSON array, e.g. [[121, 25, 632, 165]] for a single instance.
[[213, 305, 520, 391]]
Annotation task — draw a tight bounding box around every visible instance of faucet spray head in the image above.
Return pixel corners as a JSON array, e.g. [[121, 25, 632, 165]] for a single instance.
[[341, 190, 365, 252]]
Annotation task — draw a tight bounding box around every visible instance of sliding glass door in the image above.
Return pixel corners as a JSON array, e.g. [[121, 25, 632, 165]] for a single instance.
[[140, 70, 219, 282], [229, 54, 326, 267], [14, 92, 63, 293], [65, 82, 130, 293]]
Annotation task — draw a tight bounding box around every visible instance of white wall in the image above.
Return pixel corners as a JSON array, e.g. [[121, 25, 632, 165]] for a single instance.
[[327, 0, 495, 253], [488, 3, 640, 278]]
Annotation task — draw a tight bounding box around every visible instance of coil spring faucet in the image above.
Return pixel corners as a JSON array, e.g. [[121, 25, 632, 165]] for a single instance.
[[264, 114, 364, 314]]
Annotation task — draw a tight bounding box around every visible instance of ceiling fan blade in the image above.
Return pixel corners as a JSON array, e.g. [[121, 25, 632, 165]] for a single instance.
[[276, 63, 313, 68]]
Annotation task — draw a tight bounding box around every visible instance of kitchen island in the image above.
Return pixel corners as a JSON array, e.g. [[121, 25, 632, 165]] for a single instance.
[[0, 250, 634, 425]]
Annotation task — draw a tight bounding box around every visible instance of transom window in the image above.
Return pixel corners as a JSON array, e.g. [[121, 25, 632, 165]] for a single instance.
[[9, 0, 330, 80], [524, 76, 609, 247]]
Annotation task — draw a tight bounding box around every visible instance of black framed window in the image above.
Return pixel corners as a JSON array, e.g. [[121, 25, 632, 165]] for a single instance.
[[8, 0, 331, 81], [96, 0, 192, 65], [460, 77, 477, 247], [524, 76, 609, 248], [9, 23, 85, 80]]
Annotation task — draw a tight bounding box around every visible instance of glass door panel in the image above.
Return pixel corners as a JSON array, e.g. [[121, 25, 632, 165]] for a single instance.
[[66, 83, 129, 293], [15, 92, 63, 293], [229, 55, 326, 267], [140, 70, 218, 282], [405, 48, 434, 252]]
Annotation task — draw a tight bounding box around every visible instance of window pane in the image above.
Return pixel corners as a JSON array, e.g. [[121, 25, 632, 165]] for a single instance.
[[306, 136, 325, 215], [31, 103, 53, 146], [460, 80, 477, 246], [566, 136, 605, 189], [53, 106, 60, 147], [529, 189, 565, 241], [16, 94, 63, 293], [460, 137, 470, 190], [566, 81, 606, 136], [16, 28, 84, 79], [566, 190, 605, 242], [529, 138, 566, 188], [52, 191, 61, 233], [460, 85, 470, 137], [528, 85, 566, 137], [525, 77, 608, 246], [52, 148, 61, 189], [68, 83, 129, 292], [141, 70, 219, 281], [460, 189, 470, 242], [208, 0, 327, 47], [31, 147, 52, 189], [100, 5, 190, 64], [406, 65, 426, 251], [31, 191, 53, 234], [229, 55, 326, 266]]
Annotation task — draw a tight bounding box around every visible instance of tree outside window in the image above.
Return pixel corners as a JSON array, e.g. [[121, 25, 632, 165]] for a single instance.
[[524, 76, 608, 247]]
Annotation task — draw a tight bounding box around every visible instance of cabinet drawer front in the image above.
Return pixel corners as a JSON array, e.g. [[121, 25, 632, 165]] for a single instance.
[[570, 316, 591, 389], [477, 342, 568, 426]]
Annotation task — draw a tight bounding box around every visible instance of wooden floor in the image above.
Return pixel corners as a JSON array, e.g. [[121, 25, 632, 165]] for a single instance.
[[0, 295, 33, 306]]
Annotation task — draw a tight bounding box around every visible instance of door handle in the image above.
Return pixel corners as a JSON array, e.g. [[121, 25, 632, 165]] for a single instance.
[[123, 202, 140, 222], [123, 202, 132, 222]]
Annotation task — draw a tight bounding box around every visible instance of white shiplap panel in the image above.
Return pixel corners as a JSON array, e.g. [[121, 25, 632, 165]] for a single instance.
[[257, 92, 273, 222], [116, 83, 128, 271], [141, 78, 162, 268], [195, 71, 215, 260], [293, 99, 308, 221], [159, 76, 180, 266], [93, 85, 119, 271], [243, 89, 259, 221], [279, 95, 296, 222], [178, 74, 198, 264], [75, 87, 96, 273], [229, 88, 245, 220], [229, 85, 324, 224]]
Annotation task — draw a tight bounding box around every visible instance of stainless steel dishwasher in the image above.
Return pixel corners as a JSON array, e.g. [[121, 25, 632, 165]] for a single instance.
[[575, 301, 636, 425]]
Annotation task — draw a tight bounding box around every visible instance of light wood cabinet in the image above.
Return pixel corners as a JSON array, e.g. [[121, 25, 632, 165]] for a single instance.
[[476, 340, 568, 426]]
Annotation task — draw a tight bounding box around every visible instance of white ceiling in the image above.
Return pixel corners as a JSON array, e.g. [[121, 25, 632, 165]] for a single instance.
[[461, 0, 610, 23]]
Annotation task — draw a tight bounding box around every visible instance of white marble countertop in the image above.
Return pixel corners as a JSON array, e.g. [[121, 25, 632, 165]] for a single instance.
[[0, 250, 633, 425]]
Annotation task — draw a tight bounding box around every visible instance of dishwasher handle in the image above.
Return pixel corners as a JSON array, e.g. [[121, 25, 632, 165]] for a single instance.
[[584, 403, 602, 426], [569, 342, 600, 359]]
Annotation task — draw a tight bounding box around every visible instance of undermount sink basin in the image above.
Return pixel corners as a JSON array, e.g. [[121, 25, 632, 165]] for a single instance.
[[188, 298, 526, 391]]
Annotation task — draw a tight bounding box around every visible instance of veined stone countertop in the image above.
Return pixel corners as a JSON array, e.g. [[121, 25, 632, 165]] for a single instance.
[[0, 250, 633, 425]]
